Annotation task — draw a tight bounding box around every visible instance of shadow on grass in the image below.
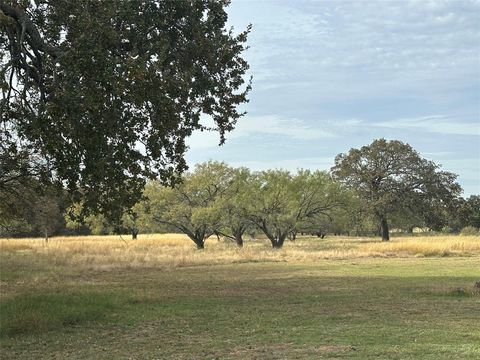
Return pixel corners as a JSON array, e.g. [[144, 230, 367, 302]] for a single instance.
[[0, 291, 124, 337]]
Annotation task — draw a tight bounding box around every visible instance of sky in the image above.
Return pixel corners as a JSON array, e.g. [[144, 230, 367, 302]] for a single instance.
[[185, 0, 480, 197]]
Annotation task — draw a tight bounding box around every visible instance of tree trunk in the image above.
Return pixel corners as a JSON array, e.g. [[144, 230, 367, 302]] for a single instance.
[[131, 228, 138, 240], [232, 227, 244, 247], [288, 230, 297, 242], [380, 216, 390, 241], [272, 240, 283, 249], [258, 221, 287, 249], [235, 234, 244, 247], [271, 232, 287, 249], [186, 231, 205, 250]]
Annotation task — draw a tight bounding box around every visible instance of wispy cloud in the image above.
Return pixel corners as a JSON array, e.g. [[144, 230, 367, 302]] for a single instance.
[[234, 0, 480, 103], [375, 115, 480, 136], [187, 115, 357, 150], [234, 115, 337, 140]]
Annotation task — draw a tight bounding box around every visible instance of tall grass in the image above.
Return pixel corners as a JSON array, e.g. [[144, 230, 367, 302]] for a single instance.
[[1, 234, 479, 271], [360, 236, 480, 256]]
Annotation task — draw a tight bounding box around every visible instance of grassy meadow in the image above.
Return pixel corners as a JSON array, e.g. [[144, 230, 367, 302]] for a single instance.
[[1, 234, 479, 359]]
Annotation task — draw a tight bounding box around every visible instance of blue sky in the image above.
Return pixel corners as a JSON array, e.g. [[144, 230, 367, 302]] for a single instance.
[[185, 0, 480, 196]]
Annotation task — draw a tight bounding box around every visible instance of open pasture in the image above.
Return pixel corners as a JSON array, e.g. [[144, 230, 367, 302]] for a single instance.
[[1, 234, 479, 359]]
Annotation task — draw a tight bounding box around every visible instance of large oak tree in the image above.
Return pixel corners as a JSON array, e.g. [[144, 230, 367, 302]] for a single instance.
[[0, 0, 251, 221], [331, 139, 461, 241]]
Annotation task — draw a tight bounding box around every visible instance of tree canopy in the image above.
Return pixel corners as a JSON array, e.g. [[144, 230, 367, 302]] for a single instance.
[[0, 0, 251, 221], [248, 169, 342, 248], [145, 161, 235, 249], [457, 195, 480, 230], [331, 139, 461, 241], [138, 164, 344, 249], [213, 166, 253, 247]]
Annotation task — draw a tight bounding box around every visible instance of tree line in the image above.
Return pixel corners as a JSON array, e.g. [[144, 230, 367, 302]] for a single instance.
[[2, 140, 479, 247]]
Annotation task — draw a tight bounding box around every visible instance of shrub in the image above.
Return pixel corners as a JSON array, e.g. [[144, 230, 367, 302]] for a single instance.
[[460, 226, 479, 236], [441, 226, 454, 234]]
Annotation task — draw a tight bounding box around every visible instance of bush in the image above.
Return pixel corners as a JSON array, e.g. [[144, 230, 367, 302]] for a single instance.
[[441, 226, 454, 234], [460, 226, 479, 236]]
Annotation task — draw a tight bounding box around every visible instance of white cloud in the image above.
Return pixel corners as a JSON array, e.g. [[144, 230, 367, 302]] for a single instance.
[[422, 151, 454, 157], [186, 115, 348, 150], [235, 0, 480, 101], [375, 115, 480, 136], [234, 115, 337, 140], [186, 113, 478, 152]]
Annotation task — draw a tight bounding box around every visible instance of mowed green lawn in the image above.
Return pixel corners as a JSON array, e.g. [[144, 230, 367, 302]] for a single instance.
[[1, 237, 479, 359]]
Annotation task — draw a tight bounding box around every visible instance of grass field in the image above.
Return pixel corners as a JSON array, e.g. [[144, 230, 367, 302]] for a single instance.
[[1, 234, 479, 359]]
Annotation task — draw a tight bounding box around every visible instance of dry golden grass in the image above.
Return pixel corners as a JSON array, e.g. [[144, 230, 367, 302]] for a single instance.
[[359, 236, 480, 256], [1, 233, 479, 360], [1, 233, 479, 271]]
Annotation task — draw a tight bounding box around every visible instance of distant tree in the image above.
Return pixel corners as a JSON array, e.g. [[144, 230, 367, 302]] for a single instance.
[[214, 167, 253, 247], [247, 170, 295, 248], [388, 206, 423, 234], [31, 193, 64, 242], [118, 198, 165, 239], [0, 148, 65, 237], [66, 195, 165, 238], [458, 195, 480, 229], [295, 190, 369, 237], [0, 144, 52, 230], [1, 181, 65, 239], [296, 217, 329, 238], [1, 1, 251, 221], [147, 161, 234, 249], [388, 196, 452, 233], [331, 139, 462, 241], [297, 190, 365, 238], [249, 170, 341, 249], [337, 191, 377, 236], [126, 188, 174, 234], [121, 211, 140, 240], [65, 203, 114, 236]]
